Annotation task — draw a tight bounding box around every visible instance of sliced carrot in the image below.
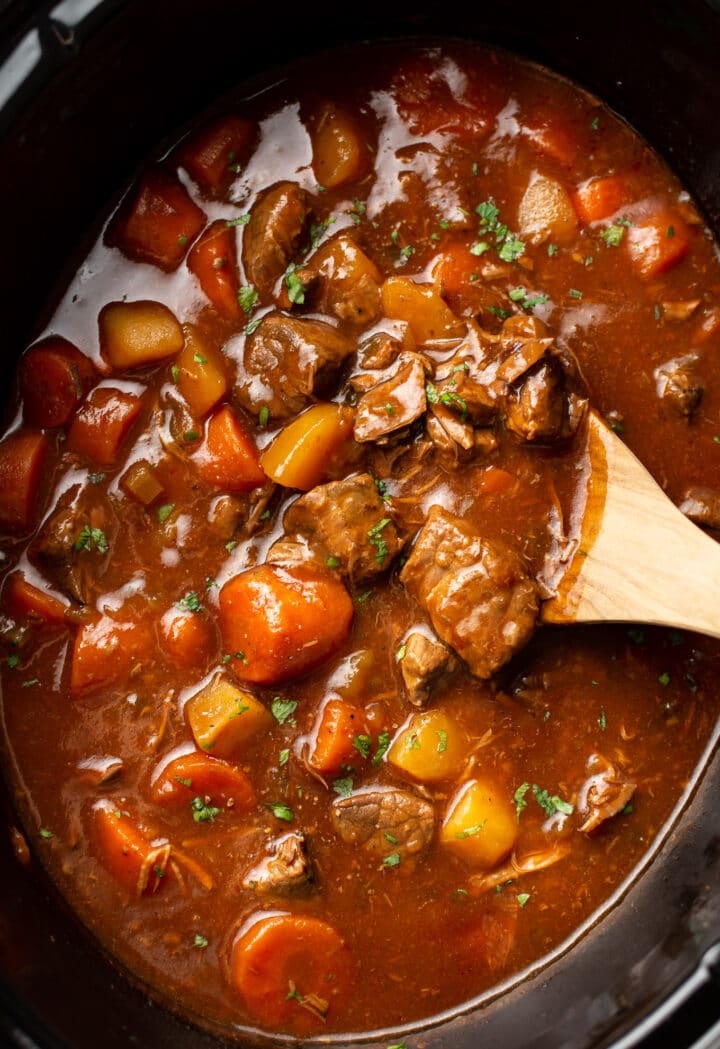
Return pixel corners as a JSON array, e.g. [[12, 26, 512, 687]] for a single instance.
[[100, 300, 184, 370], [67, 387, 142, 467], [219, 564, 353, 685], [0, 430, 48, 533], [175, 326, 229, 419], [4, 573, 68, 625], [626, 211, 690, 279], [310, 103, 368, 189], [573, 174, 632, 224], [150, 751, 255, 810], [159, 605, 216, 668], [308, 697, 370, 774], [187, 220, 242, 321], [231, 913, 353, 1033], [178, 113, 257, 193], [260, 403, 354, 491], [70, 615, 150, 695], [106, 167, 206, 271], [19, 337, 96, 429], [94, 800, 169, 896], [194, 405, 266, 492]]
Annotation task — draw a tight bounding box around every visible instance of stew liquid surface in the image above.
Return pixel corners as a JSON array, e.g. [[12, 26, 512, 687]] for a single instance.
[[1, 41, 720, 1038]]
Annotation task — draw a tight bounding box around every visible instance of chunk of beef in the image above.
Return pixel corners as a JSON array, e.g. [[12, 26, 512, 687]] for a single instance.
[[400, 506, 539, 679], [354, 353, 427, 443], [243, 832, 313, 894], [283, 234, 382, 326], [679, 486, 720, 533], [331, 787, 434, 858], [426, 403, 498, 463], [577, 754, 636, 833], [236, 312, 353, 419], [360, 332, 404, 370], [33, 497, 112, 604], [241, 181, 309, 297], [282, 473, 404, 583], [400, 631, 457, 706], [505, 349, 587, 443], [266, 534, 327, 573], [654, 354, 705, 418]]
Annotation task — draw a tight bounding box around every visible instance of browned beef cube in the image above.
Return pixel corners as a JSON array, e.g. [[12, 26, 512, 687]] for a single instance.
[[331, 787, 434, 859], [679, 486, 720, 532], [400, 506, 539, 678], [400, 630, 457, 706], [243, 833, 313, 894], [241, 181, 309, 297], [354, 353, 427, 443], [654, 354, 705, 417]]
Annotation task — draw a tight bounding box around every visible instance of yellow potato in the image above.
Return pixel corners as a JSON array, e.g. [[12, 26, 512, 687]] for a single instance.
[[260, 403, 354, 491], [311, 103, 367, 189], [185, 673, 272, 757], [440, 778, 517, 867], [381, 277, 466, 344], [388, 709, 468, 783], [100, 300, 184, 369], [517, 174, 578, 244], [176, 325, 228, 418], [120, 459, 164, 506]]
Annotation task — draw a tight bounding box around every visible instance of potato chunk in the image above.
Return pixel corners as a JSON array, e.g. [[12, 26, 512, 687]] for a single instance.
[[517, 174, 577, 245], [310, 103, 368, 189], [260, 403, 354, 491], [185, 673, 273, 756], [388, 709, 468, 783], [100, 300, 184, 369], [381, 277, 466, 343], [440, 779, 517, 868]]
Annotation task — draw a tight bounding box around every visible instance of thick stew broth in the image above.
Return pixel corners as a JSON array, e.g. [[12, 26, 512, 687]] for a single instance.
[[1, 42, 720, 1037]]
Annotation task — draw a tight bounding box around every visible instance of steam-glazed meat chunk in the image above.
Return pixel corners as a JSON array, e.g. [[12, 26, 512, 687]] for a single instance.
[[33, 496, 112, 605], [284, 233, 382, 326], [654, 354, 705, 418], [331, 787, 434, 858], [236, 312, 353, 419], [283, 473, 405, 582], [505, 350, 587, 443], [400, 506, 539, 678], [243, 832, 313, 894], [400, 631, 457, 706], [577, 754, 636, 833], [679, 486, 720, 532], [241, 181, 309, 297], [354, 353, 427, 443]]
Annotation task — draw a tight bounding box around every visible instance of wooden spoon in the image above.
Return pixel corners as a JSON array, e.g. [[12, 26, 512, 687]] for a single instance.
[[541, 410, 720, 639]]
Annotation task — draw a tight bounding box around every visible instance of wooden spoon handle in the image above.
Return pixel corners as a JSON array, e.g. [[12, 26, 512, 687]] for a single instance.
[[542, 411, 720, 638]]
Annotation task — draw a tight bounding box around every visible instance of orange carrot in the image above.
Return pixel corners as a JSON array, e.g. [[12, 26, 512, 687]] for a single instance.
[[573, 174, 632, 224], [4, 574, 68, 625], [106, 167, 206, 271], [0, 430, 48, 533], [231, 913, 353, 1033], [219, 564, 353, 685], [187, 221, 242, 321], [178, 114, 257, 193], [159, 606, 216, 669], [70, 615, 150, 695], [626, 210, 690, 279], [150, 751, 256, 810], [67, 387, 142, 467], [476, 467, 516, 497], [19, 338, 96, 429], [94, 800, 169, 896], [194, 405, 266, 492], [308, 697, 370, 774]]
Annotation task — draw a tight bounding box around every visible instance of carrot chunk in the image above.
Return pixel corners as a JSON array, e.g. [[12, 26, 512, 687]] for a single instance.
[[381, 276, 466, 343], [106, 167, 206, 271], [194, 405, 266, 492], [310, 103, 368, 189], [219, 564, 353, 685], [159, 605, 216, 668], [0, 430, 48, 533], [260, 404, 354, 491], [187, 220, 242, 321], [67, 387, 142, 467], [175, 327, 229, 419], [150, 751, 255, 811], [19, 337, 96, 429], [308, 697, 370, 774], [94, 800, 169, 896], [100, 300, 184, 370], [573, 174, 632, 224], [626, 210, 690, 278], [4, 573, 68, 625], [178, 113, 257, 193], [70, 615, 150, 695], [231, 913, 353, 1033]]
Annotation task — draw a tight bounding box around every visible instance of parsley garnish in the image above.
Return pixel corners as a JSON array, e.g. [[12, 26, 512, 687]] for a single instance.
[[348, 198, 366, 224], [157, 503, 175, 524], [226, 214, 250, 227], [191, 796, 222, 823], [326, 556, 340, 569], [532, 785, 573, 817], [475, 197, 525, 263], [514, 782, 530, 820], [39, 828, 53, 839], [193, 934, 209, 948], [238, 285, 259, 313], [659, 671, 671, 686], [383, 852, 401, 867], [353, 734, 372, 759], [177, 591, 203, 613], [455, 821, 487, 839], [279, 749, 290, 766], [284, 262, 305, 305], [517, 892, 531, 908], [332, 776, 353, 798], [601, 224, 626, 247], [547, 243, 559, 257], [367, 517, 392, 565], [395, 644, 406, 662], [244, 317, 262, 337], [6, 653, 19, 669], [74, 525, 109, 555], [372, 731, 391, 766], [88, 472, 105, 484], [271, 697, 297, 725], [508, 287, 548, 311], [569, 288, 583, 300], [265, 802, 293, 822], [436, 729, 448, 753], [258, 406, 270, 427], [193, 352, 207, 364], [598, 708, 607, 732]]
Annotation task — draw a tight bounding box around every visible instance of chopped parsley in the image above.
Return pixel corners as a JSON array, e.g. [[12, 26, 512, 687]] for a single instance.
[[598, 708, 607, 732], [514, 782, 531, 820], [88, 471, 105, 484], [658, 671, 671, 687], [532, 785, 573, 817], [455, 821, 487, 839], [183, 430, 199, 442], [171, 365, 180, 384], [271, 697, 297, 725], [284, 262, 305, 305], [349, 198, 366, 224], [193, 352, 207, 364], [667, 225, 675, 238], [157, 503, 175, 524], [238, 285, 259, 313], [21, 678, 39, 688], [590, 115, 600, 131], [436, 729, 448, 754], [39, 828, 53, 839], [383, 852, 401, 868], [353, 734, 372, 759], [326, 555, 340, 569], [6, 653, 19, 669], [367, 517, 392, 565], [486, 305, 511, 319], [470, 240, 491, 256], [258, 406, 270, 427], [177, 234, 189, 247], [226, 214, 250, 227], [265, 802, 294, 822], [395, 644, 406, 662], [174, 776, 192, 788], [601, 224, 626, 247], [475, 197, 525, 263], [74, 525, 109, 555], [405, 732, 421, 752], [279, 749, 290, 766], [384, 832, 398, 845], [309, 216, 335, 248], [547, 243, 559, 257], [177, 591, 203, 614], [193, 934, 209, 949], [569, 288, 583, 300], [508, 287, 549, 311], [372, 731, 391, 766], [399, 244, 416, 263], [517, 892, 531, 908], [244, 316, 262, 337], [332, 776, 354, 798], [191, 797, 222, 823]]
